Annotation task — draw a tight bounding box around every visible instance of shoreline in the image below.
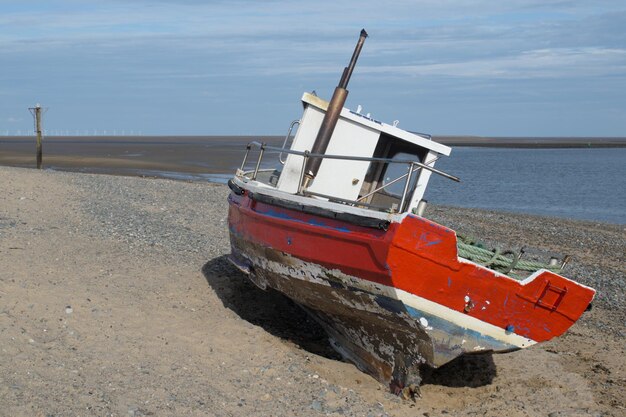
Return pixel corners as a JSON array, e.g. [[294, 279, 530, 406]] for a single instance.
[[1, 163, 624, 226], [434, 136, 626, 148], [1, 135, 624, 226], [0, 166, 624, 415], [2, 134, 626, 148]]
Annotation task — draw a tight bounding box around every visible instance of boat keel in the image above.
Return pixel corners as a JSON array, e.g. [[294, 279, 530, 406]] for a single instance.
[[229, 236, 436, 393]]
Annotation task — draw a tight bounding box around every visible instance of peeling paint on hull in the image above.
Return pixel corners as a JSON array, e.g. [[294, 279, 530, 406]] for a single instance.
[[227, 189, 596, 391], [229, 234, 520, 390]]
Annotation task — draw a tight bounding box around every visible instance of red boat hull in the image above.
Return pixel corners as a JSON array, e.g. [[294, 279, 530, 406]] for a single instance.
[[227, 188, 595, 389]]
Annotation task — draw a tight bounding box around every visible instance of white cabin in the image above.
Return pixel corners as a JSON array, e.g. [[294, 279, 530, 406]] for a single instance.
[[273, 92, 451, 214]]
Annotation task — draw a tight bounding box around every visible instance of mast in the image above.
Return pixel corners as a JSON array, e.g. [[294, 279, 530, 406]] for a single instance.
[[303, 29, 368, 188]]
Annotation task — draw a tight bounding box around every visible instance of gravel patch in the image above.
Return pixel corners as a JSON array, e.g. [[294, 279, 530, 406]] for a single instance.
[[70, 171, 625, 311], [71, 174, 231, 264], [427, 204, 625, 313], [69, 171, 625, 327], [2, 167, 624, 416]]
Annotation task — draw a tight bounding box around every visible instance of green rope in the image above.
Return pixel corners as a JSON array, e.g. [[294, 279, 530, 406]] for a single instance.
[[456, 235, 562, 279]]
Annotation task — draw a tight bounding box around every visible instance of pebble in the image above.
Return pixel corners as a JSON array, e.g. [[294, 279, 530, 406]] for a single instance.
[[72, 174, 624, 315], [3, 167, 620, 416], [428, 204, 625, 314], [72, 174, 230, 265], [62, 171, 626, 339]]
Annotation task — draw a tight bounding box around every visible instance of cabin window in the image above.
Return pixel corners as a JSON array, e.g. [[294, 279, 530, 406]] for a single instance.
[[381, 152, 420, 197], [359, 135, 428, 212]]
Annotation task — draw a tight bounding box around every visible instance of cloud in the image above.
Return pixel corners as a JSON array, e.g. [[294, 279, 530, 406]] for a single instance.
[[1, 0, 624, 135], [357, 47, 626, 79]]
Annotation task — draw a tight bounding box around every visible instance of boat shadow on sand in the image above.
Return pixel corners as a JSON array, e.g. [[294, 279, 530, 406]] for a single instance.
[[202, 255, 497, 389]]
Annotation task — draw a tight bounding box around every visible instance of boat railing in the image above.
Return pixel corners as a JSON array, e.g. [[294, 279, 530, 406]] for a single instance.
[[238, 141, 459, 212], [279, 120, 300, 165]]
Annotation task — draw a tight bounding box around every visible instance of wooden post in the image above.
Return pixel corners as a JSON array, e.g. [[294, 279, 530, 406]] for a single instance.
[[28, 104, 44, 169]]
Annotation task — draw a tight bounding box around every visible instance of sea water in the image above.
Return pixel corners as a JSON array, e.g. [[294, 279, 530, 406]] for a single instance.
[[424, 147, 625, 224], [1, 137, 624, 224]]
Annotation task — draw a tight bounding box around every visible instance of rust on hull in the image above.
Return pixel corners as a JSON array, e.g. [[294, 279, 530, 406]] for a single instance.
[[231, 233, 445, 394]]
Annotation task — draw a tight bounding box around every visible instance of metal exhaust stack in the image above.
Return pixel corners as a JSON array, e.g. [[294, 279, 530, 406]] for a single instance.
[[303, 29, 368, 188]]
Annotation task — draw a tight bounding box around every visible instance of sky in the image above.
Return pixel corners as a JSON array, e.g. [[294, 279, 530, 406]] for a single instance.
[[1, 0, 625, 136]]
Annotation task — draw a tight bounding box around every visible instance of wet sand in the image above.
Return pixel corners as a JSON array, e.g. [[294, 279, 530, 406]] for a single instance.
[[0, 136, 286, 180], [1, 136, 625, 182], [0, 166, 624, 416]]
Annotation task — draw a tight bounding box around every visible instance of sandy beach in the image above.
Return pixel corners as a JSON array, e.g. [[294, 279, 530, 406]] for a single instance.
[[0, 166, 624, 416]]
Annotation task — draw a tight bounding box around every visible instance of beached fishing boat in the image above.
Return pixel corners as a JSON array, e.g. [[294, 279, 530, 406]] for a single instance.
[[227, 30, 595, 396]]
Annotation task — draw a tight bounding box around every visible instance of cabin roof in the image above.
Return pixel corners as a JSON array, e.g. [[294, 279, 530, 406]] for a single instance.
[[302, 92, 451, 156]]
